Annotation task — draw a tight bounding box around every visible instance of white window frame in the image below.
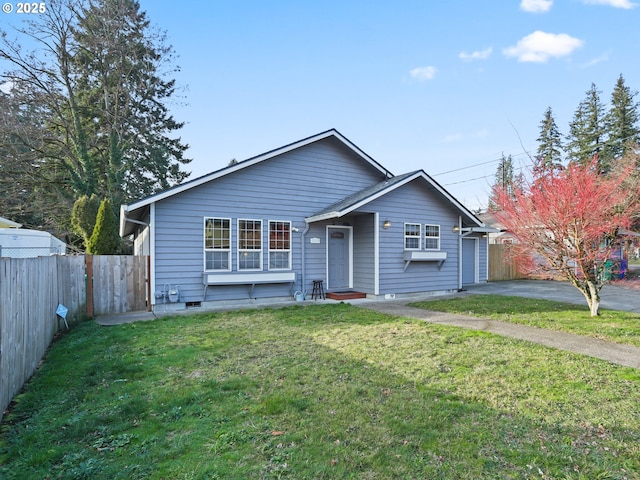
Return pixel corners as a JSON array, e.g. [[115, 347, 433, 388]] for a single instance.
[[238, 219, 263, 271], [404, 223, 421, 250], [268, 220, 292, 271], [424, 224, 441, 250], [204, 217, 231, 271]]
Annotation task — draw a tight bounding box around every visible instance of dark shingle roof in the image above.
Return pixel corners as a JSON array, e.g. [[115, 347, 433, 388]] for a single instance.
[[306, 171, 421, 221]]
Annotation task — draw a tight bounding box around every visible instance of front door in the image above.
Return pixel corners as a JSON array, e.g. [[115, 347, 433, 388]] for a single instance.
[[327, 227, 352, 290]]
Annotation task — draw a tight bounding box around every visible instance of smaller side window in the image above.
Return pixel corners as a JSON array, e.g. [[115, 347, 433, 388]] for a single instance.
[[404, 223, 421, 250], [424, 224, 440, 250]]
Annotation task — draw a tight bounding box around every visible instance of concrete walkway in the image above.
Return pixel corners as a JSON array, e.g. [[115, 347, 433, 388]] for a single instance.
[[361, 299, 640, 369], [96, 280, 640, 369]]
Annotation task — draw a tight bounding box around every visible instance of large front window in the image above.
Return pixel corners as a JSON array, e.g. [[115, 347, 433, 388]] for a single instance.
[[204, 218, 230, 270], [269, 221, 291, 270], [238, 219, 262, 270]]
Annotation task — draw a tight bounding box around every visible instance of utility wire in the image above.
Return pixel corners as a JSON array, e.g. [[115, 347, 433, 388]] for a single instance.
[[433, 150, 532, 177]]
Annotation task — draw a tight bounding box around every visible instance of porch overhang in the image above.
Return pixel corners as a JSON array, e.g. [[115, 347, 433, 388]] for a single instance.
[[305, 211, 349, 224], [305, 170, 486, 228], [460, 226, 500, 236]]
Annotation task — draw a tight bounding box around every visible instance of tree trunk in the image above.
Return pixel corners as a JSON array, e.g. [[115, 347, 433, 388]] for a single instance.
[[581, 280, 601, 317]]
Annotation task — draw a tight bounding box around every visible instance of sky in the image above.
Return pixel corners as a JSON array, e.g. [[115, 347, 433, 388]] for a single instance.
[[3, 0, 640, 211]]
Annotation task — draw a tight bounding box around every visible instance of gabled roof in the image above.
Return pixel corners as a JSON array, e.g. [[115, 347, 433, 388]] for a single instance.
[[120, 129, 391, 236], [305, 170, 484, 227]]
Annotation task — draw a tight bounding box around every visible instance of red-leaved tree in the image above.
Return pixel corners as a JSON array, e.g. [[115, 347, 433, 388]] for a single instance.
[[493, 157, 640, 316]]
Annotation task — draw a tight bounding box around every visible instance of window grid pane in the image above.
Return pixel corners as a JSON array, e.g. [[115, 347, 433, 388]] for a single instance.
[[269, 221, 290, 250], [206, 251, 230, 270], [239, 251, 261, 270], [239, 220, 262, 250]]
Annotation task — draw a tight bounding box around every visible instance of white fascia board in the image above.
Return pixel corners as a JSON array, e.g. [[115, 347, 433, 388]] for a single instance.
[[305, 172, 422, 223], [305, 212, 341, 223], [121, 129, 392, 216], [461, 226, 500, 234]]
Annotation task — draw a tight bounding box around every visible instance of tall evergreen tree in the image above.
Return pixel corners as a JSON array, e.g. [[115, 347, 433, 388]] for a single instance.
[[488, 153, 519, 210], [604, 74, 640, 161], [565, 83, 609, 172], [536, 106, 564, 171], [0, 0, 190, 244], [73, 0, 191, 206]]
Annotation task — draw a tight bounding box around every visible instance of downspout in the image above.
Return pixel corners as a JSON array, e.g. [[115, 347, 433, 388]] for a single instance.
[[301, 221, 310, 294], [374, 212, 380, 296], [457, 215, 462, 290]]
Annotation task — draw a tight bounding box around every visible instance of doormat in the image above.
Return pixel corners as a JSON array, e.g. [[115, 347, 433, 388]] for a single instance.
[[326, 291, 367, 300]]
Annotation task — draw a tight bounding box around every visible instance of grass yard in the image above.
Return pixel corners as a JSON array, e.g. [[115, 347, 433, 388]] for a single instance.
[[411, 294, 640, 347], [1, 303, 640, 479]]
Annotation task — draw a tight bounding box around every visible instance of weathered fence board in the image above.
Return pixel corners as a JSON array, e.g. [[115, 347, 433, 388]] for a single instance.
[[489, 244, 526, 281], [0, 256, 64, 421], [91, 255, 147, 315], [1, 255, 148, 421]]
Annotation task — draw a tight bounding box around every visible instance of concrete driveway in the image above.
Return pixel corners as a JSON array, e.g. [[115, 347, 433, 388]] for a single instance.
[[464, 279, 640, 313]]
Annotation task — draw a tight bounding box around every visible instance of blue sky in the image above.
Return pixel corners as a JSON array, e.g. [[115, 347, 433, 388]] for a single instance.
[[5, 0, 640, 210]]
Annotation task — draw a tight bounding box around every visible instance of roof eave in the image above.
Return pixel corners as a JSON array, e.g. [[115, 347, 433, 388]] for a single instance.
[[120, 129, 392, 219]]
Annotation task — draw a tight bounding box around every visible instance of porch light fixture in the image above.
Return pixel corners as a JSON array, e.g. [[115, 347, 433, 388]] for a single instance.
[[452, 225, 460, 233], [383, 219, 391, 229]]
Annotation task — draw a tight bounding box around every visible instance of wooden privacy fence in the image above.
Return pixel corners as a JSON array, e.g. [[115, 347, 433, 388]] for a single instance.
[[489, 244, 526, 281], [89, 255, 148, 316], [0, 255, 148, 420]]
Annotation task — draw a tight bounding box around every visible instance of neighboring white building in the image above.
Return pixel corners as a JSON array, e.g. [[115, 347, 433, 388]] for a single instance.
[[0, 218, 66, 258], [0, 216, 22, 229]]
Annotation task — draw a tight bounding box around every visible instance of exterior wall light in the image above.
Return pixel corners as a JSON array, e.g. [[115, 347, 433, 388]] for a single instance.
[[452, 225, 460, 233], [383, 219, 391, 229]]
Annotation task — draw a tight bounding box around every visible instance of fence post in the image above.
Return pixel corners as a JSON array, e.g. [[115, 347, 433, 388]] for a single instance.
[[85, 255, 94, 318], [146, 255, 151, 311]]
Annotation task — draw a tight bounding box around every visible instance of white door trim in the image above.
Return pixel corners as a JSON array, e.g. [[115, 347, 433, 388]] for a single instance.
[[326, 225, 353, 289]]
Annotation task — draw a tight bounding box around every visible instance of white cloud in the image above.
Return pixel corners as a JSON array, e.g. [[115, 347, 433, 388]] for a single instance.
[[583, 0, 637, 8], [503, 31, 583, 62], [443, 133, 463, 143], [409, 66, 437, 81], [581, 51, 611, 67], [459, 47, 493, 61], [520, 0, 553, 12]]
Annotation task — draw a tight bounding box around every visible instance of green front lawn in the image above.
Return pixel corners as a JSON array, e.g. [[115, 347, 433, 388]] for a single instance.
[[1, 303, 639, 479], [411, 294, 640, 347]]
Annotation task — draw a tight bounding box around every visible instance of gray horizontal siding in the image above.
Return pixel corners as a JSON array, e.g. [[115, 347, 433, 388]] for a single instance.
[[153, 138, 386, 302], [362, 178, 460, 294], [353, 214, 375, 292]]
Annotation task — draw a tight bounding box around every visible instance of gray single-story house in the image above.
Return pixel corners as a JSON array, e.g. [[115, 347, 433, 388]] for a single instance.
[[120, 129, 493, 310]]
